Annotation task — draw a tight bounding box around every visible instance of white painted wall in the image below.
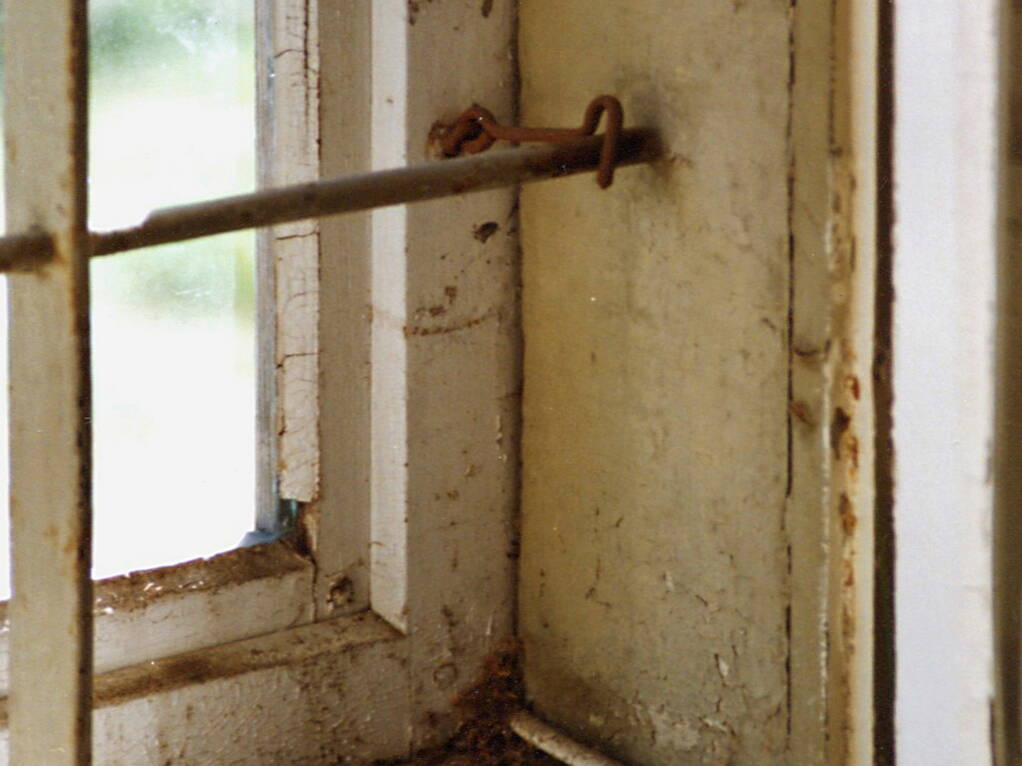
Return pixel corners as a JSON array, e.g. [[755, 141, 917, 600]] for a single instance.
[[893, 3, 1000, 763]]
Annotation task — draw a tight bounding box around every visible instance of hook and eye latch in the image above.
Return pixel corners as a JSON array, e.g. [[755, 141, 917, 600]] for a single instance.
[[441, 95, 625, 189]]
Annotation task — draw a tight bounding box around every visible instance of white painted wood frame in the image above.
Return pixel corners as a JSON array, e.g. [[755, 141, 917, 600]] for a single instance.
[[788, 1, 880, 761], [368, 0, 519, 746], [0, 543, 314, 696], [830, 3, 880, 762], [262, 0, 323, 512], [0, 1, 521, 762], [4, 0, 93, 764], [893, 2, 1001, 764]]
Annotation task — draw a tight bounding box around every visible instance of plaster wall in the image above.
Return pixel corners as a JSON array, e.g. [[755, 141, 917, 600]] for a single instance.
[[518, 2, 792, 763]]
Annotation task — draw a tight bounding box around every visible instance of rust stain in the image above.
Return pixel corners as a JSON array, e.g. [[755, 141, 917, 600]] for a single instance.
[[452, 175, 483, 194], [847, 435, 860, 471], [393, 639, 560, 764], [445, 285, 459, 304], [789, 400, 814, 427], [839, 336, 857, 365], [845, 374, 861, 401], [404, 309, 496, 338], [481, 0, 495, 17], [838, 493, 857, 536], [473, 221, 500, 242], [442, 96, 625, 188], [830, 407, 851, 459]]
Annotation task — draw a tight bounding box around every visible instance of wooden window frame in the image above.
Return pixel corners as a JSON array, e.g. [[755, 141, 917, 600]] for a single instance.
[[0, 1, 538, 762]]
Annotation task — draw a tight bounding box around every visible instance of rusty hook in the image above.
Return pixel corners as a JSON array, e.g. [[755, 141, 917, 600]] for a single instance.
[[441, 95, 624, 189]]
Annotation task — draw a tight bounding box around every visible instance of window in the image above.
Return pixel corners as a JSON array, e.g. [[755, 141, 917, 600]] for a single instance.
[[13, 1, 989, 764], [85, 0, 258, 580], [0, 1, 548, 762], [0, 0, 260, 596]]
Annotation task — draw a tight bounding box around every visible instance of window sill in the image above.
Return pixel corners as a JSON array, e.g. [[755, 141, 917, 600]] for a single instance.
[[0, 541, 314, 696], [0, 610, 409, 765]]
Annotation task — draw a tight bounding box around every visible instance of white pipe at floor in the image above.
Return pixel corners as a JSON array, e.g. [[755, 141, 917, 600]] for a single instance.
[[509, 710, 627, 766]]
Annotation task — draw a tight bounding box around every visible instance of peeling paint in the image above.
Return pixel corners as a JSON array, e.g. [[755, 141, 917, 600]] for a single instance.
[[403, 309, 498, 337], [473, 221, 500, 242]]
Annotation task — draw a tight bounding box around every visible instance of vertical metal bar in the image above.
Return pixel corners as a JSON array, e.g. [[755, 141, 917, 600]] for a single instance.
[[5, 0, 93, 764]]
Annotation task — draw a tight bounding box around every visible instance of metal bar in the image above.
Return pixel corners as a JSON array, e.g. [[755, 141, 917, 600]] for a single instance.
[[5, 0, 93, 764], [0, 129, 658, 270], [509, 711, 628, 766], [90, 128, 659, 256], [0, 230, 56, 272]]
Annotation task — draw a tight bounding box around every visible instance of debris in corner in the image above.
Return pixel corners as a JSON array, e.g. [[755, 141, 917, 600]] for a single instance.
[[373, 638, 560, 766]]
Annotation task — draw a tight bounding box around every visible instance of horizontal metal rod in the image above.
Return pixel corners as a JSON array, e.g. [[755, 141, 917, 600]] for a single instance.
[[0, 129, 658, 270], [92, 127, 660, 257]]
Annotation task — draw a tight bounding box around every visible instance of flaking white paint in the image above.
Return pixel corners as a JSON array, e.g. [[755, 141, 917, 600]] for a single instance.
[[519, 2, 791, 763]]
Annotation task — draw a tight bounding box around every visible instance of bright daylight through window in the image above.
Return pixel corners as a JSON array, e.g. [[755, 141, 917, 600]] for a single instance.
[[0, 0, 257, 596]]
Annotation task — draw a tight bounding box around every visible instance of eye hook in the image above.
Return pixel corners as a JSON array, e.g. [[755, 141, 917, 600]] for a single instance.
[[441, 95, 625, 188]]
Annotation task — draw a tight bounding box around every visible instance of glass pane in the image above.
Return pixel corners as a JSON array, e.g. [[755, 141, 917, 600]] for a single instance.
[[0, 0, 257, 596], [88, 0, 256, 579]]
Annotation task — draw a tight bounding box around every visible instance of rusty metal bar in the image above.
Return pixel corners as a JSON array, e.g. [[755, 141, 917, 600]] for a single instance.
[[442, 95, 624, 188], [5, 0, 94, 763], [0, 128, 659, 267]]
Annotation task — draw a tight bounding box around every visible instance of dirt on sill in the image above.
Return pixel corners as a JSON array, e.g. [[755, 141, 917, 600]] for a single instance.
[[373, 638, 559, 766]]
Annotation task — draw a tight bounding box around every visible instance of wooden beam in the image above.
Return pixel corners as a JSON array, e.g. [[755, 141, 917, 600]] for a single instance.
[[4, 0, 93, 764]]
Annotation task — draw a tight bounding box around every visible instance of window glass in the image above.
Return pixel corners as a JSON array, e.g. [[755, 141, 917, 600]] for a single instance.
[[88, 0, 256, 580], [0, 0, 257, 595]]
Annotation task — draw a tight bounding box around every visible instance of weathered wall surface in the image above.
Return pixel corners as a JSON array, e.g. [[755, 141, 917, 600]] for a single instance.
[[518, 2, 792, 763], [995, 4, 1022, 763]]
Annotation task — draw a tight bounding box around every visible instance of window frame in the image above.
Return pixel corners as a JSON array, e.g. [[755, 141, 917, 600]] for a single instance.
[[0, 0, 526, 762], [0, 0, 325, 701]]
